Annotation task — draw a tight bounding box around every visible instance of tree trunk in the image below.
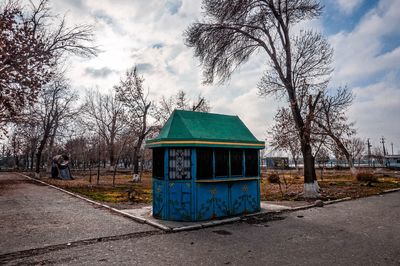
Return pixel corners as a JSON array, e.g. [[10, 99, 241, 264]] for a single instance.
[[286, 86, 319, 198], [97, 140, 101, 185], [35, 139, 47, 175], [89, 164, 92, 184], [47, 122, 58, 172], [331, 135, 357, 176], [112, 159, 118, 187], [30, 150, 35, 170], [132, 147, 139, 175], [347, 156, 356, 175], [109, 144, 115, 170], [302, 143, 320, 198], [14, 154, 19, 169], [132, 136, 144, 175]]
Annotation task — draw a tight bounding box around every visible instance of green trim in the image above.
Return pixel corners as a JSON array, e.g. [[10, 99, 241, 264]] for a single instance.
[[146, 110, 264, 149], [146, 141, 264, 149]]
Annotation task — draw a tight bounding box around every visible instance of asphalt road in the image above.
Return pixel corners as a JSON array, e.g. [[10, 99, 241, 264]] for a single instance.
[[0, 173, 156, 255], [1, 172, 399, 265]]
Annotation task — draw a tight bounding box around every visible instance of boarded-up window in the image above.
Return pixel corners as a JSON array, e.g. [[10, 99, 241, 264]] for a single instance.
[[197, 148, 213, 179], [245, 149, 258, 177], [230, 149, 243, 176], [215, 149, 229, 177], [169, 149, 191, 180], [152, 148, 164, 178]]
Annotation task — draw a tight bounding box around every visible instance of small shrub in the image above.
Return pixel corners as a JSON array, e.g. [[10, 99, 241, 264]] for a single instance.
[[356, 172, 378, 183], [268, 173, 280, 184]]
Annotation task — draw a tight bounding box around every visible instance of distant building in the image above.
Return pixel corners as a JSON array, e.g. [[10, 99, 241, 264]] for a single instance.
[[262, 157, 289, 169], [385, 155, 400, 169]]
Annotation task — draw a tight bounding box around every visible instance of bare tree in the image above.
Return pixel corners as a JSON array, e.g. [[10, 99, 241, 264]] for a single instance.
[[154, 90, 211, 126], [315, 146, 329, 179], [185, 0, 332, 198], [28, 0, 98, 59], [83, 90, 125, 170], [272, 87, 359, 175], [0, 0, 97, 134], [269, 108, 301, 169], [32, 76, 77, 175], [270, 106, 328, 171], [192, 95, 211, 113], [0, 1, 53, 132], [371, 147, 384, 166], [7, 128, 23, 169], [315, 87, 357, 173], [176, 90, 189, 110], [17, 121, 41, 170], [347, 138, 365, 166], [114, 67, 154, 177]]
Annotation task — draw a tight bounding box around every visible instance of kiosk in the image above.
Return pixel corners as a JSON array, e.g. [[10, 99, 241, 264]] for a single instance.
[[146, 110, 264, 221]]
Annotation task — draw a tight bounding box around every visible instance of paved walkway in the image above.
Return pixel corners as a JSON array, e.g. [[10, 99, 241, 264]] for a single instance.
[[5, 191, 398, 266], [1, 172, 399, 265], [0, 173, 156, 255], [119, 201, 302, 231]]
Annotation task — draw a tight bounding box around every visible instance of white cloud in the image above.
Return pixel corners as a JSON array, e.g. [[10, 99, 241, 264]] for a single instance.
[[335, 0, 363, 14], [46, 0, 399, 152], [348, 75, 400, 152], [330, 0, 400, 151], [330, 0, 400, 85]]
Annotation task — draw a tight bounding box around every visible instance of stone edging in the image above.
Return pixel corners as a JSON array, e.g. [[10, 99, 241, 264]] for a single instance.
[[381, 187, 400, 194], [17, 173, 170, 232], [17, 173, 400, 232]]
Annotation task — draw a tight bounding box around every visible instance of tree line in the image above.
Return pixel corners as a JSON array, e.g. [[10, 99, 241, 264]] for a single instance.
[[1, 0, 385, 198], [183, 0, 375, 197], [0, 0, 210, 177]]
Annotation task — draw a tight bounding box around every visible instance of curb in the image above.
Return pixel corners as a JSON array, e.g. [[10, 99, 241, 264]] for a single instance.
[[16, 173, 298, 232], [323, 197, 352, 205], [290, 204, 316, 211], [381, 188, 400, 194], [17, 173, 170, 232], [17, 173, 400, 232]]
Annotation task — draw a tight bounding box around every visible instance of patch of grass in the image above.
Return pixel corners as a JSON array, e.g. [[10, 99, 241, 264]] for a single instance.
[[356, 172, 378, 182], [67, 185, 153, 204], [42, 171, 154, 205], [68, 186, 128, 203]]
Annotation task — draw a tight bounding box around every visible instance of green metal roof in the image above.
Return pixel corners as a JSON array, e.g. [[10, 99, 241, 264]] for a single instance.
[[146, 110, 264, 149]]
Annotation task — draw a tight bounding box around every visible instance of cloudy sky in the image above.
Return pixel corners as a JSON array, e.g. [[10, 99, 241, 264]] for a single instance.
[[50, 0, 400, 154]]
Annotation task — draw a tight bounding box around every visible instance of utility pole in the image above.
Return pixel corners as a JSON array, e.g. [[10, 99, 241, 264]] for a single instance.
[[380, 136, 386, 156], [367, 138, 372, 166], [391, 142, 394, 155], [97, 131, 101, 185]]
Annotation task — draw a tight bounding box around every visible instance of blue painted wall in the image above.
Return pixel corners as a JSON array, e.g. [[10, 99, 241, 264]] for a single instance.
[[152, 148, 261, 221]]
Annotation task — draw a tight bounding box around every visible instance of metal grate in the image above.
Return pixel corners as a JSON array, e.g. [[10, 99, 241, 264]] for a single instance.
[[169, 149, 191, 180]]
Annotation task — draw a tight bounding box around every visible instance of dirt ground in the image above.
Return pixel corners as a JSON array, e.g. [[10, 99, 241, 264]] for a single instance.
[[33, 168, 400, 208], [261, 168, 400, 201], [37, 170, 152, 209]]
